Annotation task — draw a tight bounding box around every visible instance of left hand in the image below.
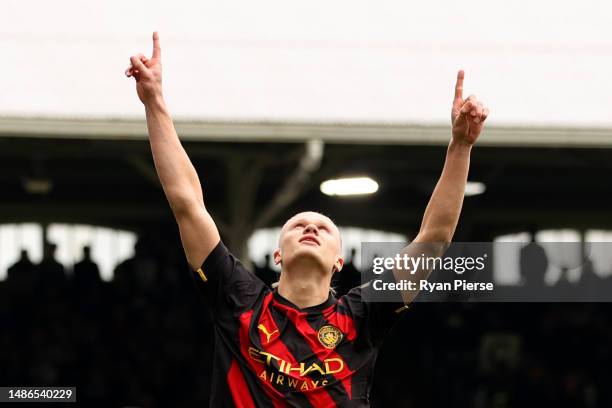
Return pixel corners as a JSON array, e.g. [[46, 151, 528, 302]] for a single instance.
[[451, 70, 489, 145]]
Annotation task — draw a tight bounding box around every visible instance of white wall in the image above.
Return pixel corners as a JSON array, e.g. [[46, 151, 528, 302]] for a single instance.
[[1, 0, 611, 125]]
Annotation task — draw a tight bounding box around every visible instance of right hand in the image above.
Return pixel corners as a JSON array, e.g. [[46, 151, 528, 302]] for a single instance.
[[125, 32, 163, 104]]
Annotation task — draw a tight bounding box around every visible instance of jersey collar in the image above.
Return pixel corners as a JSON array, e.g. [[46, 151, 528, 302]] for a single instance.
[[272, 288, 336, 313]]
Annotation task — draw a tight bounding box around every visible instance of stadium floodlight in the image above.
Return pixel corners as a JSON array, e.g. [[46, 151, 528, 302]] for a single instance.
[[23, 177, 53, 194], [320, 177, 379, 196], [465, 181, 486, 196]]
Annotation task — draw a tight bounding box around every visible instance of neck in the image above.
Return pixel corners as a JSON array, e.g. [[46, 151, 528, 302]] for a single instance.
[[277, 264, 331, 309]]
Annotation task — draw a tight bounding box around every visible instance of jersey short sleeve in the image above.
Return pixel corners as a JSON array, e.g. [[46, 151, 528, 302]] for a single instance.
[[191, 240, 267, 319], [338, 269, 408, 347]]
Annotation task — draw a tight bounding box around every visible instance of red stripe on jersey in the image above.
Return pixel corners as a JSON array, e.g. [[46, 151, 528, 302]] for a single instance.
[[227, 358, 256, 408], [329, 298, 358, 341], [238, 309, 285, 407], [257, 293, 281, 346], [272, 299, 354, 399], [259, 293, 338, 407]]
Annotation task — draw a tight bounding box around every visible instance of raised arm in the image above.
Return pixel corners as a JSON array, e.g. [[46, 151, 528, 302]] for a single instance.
[[394, 70, 489, 303], [417, 70, 488, 243], [126, 32, 220, 271]]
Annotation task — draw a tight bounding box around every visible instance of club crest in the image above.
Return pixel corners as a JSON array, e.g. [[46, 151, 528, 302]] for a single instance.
[[317, 325, 343, 349]]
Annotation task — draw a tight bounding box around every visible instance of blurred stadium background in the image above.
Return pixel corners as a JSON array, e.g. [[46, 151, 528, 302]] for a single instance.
[[1, 1, 611, 407]]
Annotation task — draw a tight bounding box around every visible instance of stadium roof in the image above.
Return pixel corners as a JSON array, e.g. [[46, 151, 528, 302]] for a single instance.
[[2, 133, 611, 239], [1, 117, 612, 148]]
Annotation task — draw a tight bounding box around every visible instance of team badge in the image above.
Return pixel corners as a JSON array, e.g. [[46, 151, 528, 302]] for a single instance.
[[317, 325, 343, 349]]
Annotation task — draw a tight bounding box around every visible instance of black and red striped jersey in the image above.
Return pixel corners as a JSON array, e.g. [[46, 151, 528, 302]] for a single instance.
[[193, 241, 408, 408]]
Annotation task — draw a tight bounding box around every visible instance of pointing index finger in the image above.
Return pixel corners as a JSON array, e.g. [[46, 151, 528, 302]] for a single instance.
[[152, 31, 161, 59], [454, 70, 465, 101]]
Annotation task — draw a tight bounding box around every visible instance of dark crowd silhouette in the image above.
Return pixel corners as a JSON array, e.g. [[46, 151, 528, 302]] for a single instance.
[[1, 236, 612, 408]]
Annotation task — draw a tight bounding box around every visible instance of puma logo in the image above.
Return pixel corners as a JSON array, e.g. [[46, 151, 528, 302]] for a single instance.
[[258, 324, 279, 344]]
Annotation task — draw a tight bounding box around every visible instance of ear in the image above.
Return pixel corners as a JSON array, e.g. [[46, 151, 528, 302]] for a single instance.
[[333, 256, 344, 273], [273, 248, 282, 265]]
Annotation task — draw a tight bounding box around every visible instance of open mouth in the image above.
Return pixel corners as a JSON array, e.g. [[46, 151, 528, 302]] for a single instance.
[[299, 235, 320, 246]]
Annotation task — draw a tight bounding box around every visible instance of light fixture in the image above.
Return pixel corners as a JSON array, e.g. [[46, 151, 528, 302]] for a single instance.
[[320, 177, 379, 196], [465, 181, 486, 196], [23, 177, 53, 194]]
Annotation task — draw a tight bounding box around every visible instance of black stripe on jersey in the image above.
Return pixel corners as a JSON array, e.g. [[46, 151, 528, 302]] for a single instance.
[[210, 338, 276, 408], [335, 298, 374, 351], [238, 361, 278, 408], [306, 310, 375, 405], [245, 295, 313, 407], [231, 295, 277, 408], [268, 304, 350, 405], [286, 392, 315, 408]]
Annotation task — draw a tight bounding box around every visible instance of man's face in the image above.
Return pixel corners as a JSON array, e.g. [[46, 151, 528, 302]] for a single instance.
[[274, 212, 343, 275]]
